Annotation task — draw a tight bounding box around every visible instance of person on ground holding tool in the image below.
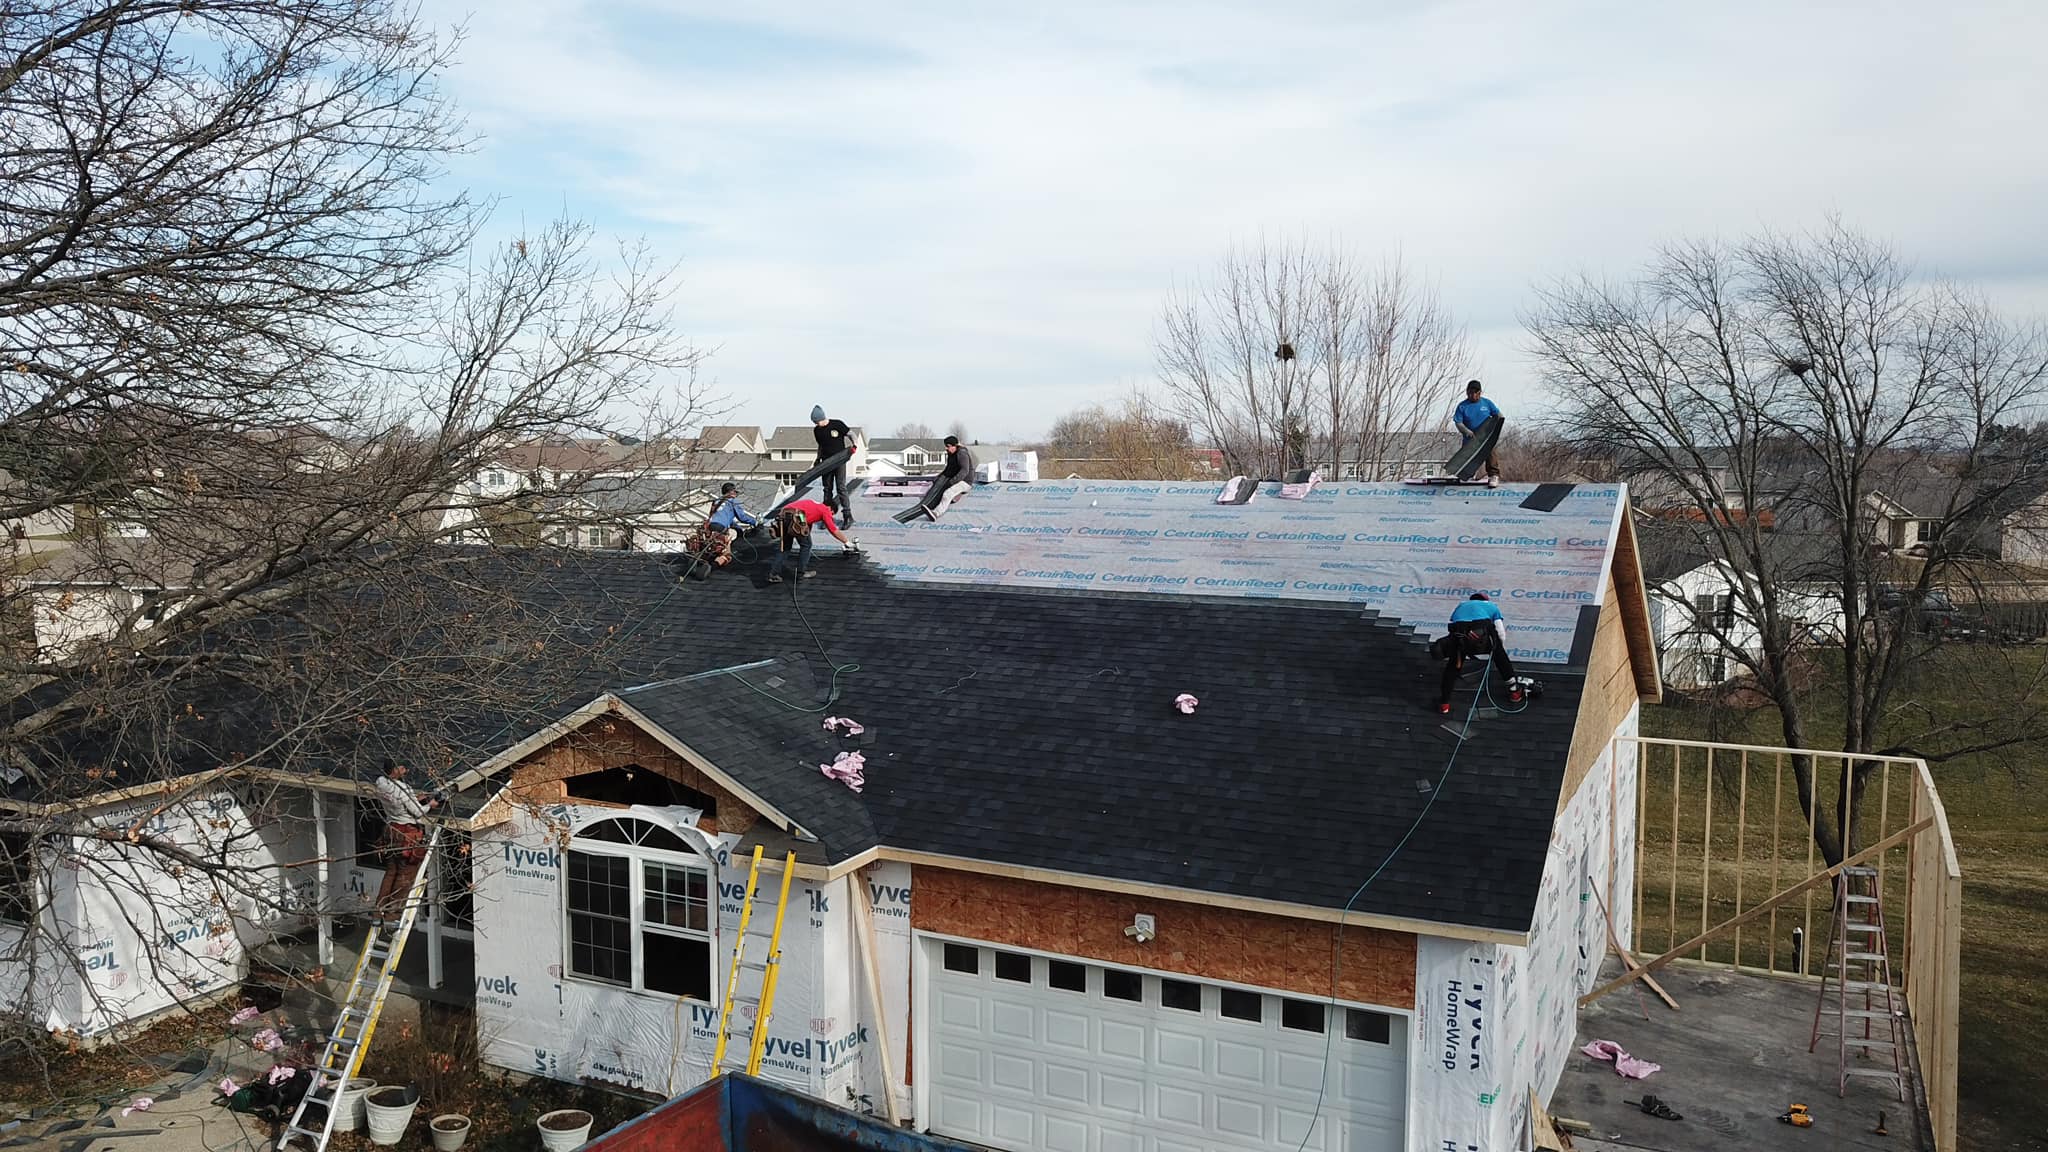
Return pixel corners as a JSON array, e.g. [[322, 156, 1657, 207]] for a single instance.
[[768, 497, 855, 583], [912, 436, 976, 519], [1434, 593, 1522, 713], [811, 405, 858, 524], [1453, 380, 1504, 488], [371, 758, 437, 934]]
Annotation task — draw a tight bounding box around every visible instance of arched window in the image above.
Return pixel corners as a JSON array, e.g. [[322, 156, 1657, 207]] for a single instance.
[[564, 817, 713, 1000]]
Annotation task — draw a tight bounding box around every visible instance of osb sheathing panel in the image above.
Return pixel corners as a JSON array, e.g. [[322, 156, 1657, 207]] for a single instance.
[[502, 716, 758, 836], [913, 866, 1416, 1009], [1611, 507, 1663, 699], [1560, 568, 1637, 816]]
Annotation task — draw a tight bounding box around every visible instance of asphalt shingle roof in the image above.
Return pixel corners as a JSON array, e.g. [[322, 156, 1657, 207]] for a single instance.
[[512, 550, 1589, 936], [20, 486, 1612, 936]]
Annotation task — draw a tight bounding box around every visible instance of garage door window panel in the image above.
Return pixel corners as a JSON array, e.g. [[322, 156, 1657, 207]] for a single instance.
[[926, 944, 1410, 1152]]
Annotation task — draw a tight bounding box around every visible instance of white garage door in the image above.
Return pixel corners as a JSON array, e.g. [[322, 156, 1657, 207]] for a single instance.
[[924, 939, 1406, 1152]]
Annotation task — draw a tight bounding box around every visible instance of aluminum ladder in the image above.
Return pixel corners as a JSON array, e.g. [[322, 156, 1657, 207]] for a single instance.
[[279, 826, 443, 1152], [1808, 864, 1907, 1099], [712, 846, 796, 1077]]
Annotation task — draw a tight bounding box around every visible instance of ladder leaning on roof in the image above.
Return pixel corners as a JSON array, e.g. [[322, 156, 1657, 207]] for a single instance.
[[279, 826, 443, 1152], [712, 846, 797, 1077]]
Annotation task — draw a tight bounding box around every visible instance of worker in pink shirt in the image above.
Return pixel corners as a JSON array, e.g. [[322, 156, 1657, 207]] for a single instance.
[[769, 498, 854, 583]]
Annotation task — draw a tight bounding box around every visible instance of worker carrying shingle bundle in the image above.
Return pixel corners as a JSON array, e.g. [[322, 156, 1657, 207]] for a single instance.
[[1433, 593, 1523, 713], [898, 436, 975, 522], [811, 405, 859, 525]]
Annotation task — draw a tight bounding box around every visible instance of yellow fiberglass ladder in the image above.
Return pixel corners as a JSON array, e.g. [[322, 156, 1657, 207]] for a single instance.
[[279, 826, 443, 1152], [713, 847, 797, 1076]]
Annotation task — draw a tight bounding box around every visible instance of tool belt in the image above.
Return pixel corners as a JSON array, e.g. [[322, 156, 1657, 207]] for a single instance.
[[1434, 622, 1494, 660]]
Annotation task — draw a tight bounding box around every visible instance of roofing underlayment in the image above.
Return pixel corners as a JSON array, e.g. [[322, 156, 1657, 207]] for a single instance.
[[842, 479, 1626, 664]]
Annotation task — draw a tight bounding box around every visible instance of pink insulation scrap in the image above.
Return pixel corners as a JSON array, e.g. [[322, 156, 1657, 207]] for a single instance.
[[121, 1098, 154, 1117], [1581, 1039, 1660, 1079], [250, 1027, 284, 1052], [820, 751, 866, 792], [1173, 693, 1199, 714], [822, 716, 865, 736], [217, 1078, 242, 1097], [265, 1065, 297, 1086], [230, 1005, 262, 1025]]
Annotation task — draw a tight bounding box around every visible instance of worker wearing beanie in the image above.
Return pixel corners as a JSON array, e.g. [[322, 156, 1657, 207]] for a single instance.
[[810, 405, 857, 525]]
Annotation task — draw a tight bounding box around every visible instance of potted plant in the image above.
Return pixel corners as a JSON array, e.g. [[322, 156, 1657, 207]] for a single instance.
[[334, 1076, 379, 1133], [363, 1085, 420, 1146], [430, 1113, 472, 1152], [536, 1108, 593, 1152]]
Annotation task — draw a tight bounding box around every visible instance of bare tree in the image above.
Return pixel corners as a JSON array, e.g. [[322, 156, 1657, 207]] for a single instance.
[[1529, 221, 2048, 862], [0, 0, 716, 1061], [893, 422, 934, 439], [945, 420, 969, 442], [1157, 240, 1468, 479], [1039, 391, 1206, 480]]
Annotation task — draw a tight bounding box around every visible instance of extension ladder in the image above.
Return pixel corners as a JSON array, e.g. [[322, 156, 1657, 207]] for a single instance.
[[712, 847, 797, 1077], [1808, 864, 1907, 1099], [280, 826, 443, 1152]]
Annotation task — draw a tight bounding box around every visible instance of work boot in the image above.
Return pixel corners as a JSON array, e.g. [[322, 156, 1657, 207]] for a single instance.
[[1487, 475, 1501, 488], [766, 574, 783, 584], [800, 569, 817, 579]]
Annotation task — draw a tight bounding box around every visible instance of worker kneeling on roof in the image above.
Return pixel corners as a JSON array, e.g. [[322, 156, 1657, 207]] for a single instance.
[[685, 482, 760, 569], [916, 436, 975, 515], [1434, 593, 1522, 713]]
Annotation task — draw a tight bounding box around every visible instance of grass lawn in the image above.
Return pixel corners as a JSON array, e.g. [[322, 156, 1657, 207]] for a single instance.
[[1645, 649, 2048, 1152]]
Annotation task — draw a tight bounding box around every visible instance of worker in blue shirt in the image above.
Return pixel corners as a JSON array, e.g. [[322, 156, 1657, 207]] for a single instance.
[[1434, 593, 1521, 713], [1453, 380, 1504, 488], [684, 483, 759, 572], [708, 483, 760, 532]]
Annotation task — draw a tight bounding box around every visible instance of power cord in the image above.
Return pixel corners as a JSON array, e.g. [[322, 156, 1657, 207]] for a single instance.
[[1292, 671, 1485, 1152], [717, 567, 862, 714]]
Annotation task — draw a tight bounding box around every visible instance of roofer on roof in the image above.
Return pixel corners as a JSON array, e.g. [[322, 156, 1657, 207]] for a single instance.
[[911, 436, 976, 519], [684, 483, 758, 571], [811, 405, 858, 526], [1434, 593, 1522, 713], [1453, 380, 1504, 488], [769, 497, 854, 584]]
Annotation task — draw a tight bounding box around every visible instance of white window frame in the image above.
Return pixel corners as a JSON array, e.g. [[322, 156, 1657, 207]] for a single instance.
[[562, 819, 715, 1000]]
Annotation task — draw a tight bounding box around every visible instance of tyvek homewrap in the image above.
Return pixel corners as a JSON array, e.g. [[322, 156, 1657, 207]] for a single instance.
[[18, 788, 319, 1036], [838, 481, 1626, 664], [470, 803, 908, 1112], [1412, 706, 1640, 1152], [1413, 936, 1501, 1152]]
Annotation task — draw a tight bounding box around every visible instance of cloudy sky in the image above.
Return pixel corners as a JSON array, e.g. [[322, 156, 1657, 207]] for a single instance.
[[419, 0, 2048, 441]]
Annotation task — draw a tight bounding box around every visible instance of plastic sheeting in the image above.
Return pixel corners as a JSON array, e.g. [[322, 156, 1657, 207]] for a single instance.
[[4, 787, 320, 1036], [840, 481, 1626, 664], [470, 804, 909, 1114]]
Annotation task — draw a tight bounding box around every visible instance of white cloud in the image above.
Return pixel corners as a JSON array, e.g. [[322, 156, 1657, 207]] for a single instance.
[[423, 0, 2048, 440]]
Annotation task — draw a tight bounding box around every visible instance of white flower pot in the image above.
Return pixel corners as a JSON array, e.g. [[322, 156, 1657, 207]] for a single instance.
[[332, 1078, 379, 1133], [536, 1109, 593, 1152], [364, 1086, 420, 1146], [430, 1114, 472, 1152]]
